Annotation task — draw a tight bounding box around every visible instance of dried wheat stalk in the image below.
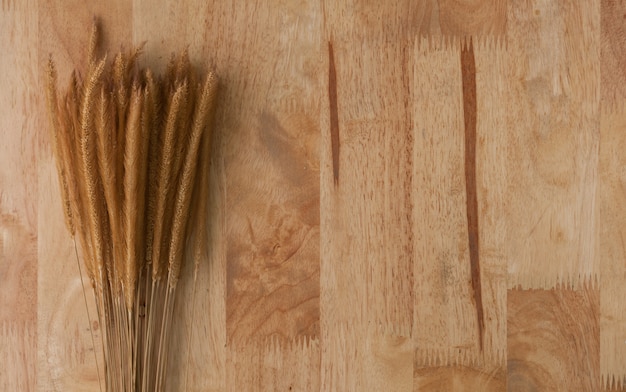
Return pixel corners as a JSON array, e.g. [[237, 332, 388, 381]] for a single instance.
[[45, 19, 217, 392]]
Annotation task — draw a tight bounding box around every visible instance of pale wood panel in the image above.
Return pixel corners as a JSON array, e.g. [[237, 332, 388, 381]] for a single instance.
[[411, 37, 506, 379], [507, 287, 601, 391], [473, 40, 508, 365], [504, 0, 601, 289], [0, 0, 39, 390], [599, 108, 626, 390], [36, 1, 131, 391], [320, 37, 414, 336], [206, 1, 322, 345], [0, 0, 38, 330], [412, 39, 478, 362], [320, 3, 415, 389]]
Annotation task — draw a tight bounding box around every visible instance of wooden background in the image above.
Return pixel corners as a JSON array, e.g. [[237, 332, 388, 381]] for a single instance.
[[1, 0, 625, 390]]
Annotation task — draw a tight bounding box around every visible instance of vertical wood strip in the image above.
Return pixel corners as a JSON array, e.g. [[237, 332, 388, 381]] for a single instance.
[[473, 39, 508, 366], [600, 0, 626, 111], [0, 0, 39, 390], [412, 38, 477, 361], [321, 4, 416, 390], [412, 36, 507, 386], [599, 108, 626, 390], [215, 1, 322, 345], [460, 39, 484, 351], [504, 0, 601, 289]]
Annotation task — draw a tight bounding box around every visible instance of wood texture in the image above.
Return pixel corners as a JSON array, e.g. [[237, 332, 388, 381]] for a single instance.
[[320, 4, 416, 390], [2, 0, 626, 390], [1, 0, 39, 390], [504, 0, 601, 290], [601, 0, 626, 110], [507, 287, 600, 391], [599, 108, 626, 390]]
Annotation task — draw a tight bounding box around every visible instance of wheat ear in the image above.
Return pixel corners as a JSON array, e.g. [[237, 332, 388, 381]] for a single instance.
[[87, 19, 99, 76], [167, 73, 218, 286], [46, 58, 75, 236], [144, 69, 160, 265], [151, 82, 187, 279], [80, 56, 108, 288], [63, 71, 95, 281], [122, 83, 144, 310]]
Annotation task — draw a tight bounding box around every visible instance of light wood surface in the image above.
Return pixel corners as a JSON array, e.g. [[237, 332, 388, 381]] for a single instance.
[[1, 0, 625, 390]]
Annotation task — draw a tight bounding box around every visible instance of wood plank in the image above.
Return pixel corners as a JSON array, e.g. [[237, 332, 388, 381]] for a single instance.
[[412, 39, 477, 360], [411, 37, 506, 382], [321, 3, 415, 390], [473, 40, 508, 366], [504, 0, 601, 289], [599, 107, 626, 390], [204, 0, 322, 347], [37, 2, 132, 390], [507, 287, 600, 391], [601, 0, 626, 110], [0, 0, 39, 390]]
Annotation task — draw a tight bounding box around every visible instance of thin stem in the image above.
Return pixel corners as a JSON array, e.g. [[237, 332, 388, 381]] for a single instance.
[[74, 238, 103, 392]]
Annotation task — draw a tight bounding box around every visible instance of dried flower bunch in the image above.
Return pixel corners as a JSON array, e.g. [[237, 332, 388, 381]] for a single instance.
[[45, 20, 217, 391]]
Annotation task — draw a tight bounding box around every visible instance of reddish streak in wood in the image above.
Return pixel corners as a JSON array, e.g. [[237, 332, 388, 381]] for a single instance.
[[460, 39, 484, 351], [328, 41, 340, 185]]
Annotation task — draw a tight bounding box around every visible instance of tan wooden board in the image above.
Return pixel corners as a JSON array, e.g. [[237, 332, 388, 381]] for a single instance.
[[1, 0, 625, 390]]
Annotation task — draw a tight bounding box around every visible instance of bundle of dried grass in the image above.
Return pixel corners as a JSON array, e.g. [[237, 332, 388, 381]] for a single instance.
[[46, 20, 217, 392]]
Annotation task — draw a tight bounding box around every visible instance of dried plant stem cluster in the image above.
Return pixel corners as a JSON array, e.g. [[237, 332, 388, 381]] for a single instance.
[[46, 22, 217, 392]]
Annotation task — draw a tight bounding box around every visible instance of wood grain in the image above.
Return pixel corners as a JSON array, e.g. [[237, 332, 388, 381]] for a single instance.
[[504, 0, 601, 289], [508, 287, 600, 391], [460, 40, 483, 351], [412, 40, 477, 357], [473, 41, 508, 368], [227, 338, 320, 392], [601, 0, 626, 110], [414, 364, 506, 392], [437, 0, 507, 37], [0, 0, 39, 389], [1, 0, 626, 390], [323, 0, 505, 40], [599, 108, 626, 390], [410, 38, 506, 381], [321, 4, 416, 388], [210, 1, 322, 344]]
